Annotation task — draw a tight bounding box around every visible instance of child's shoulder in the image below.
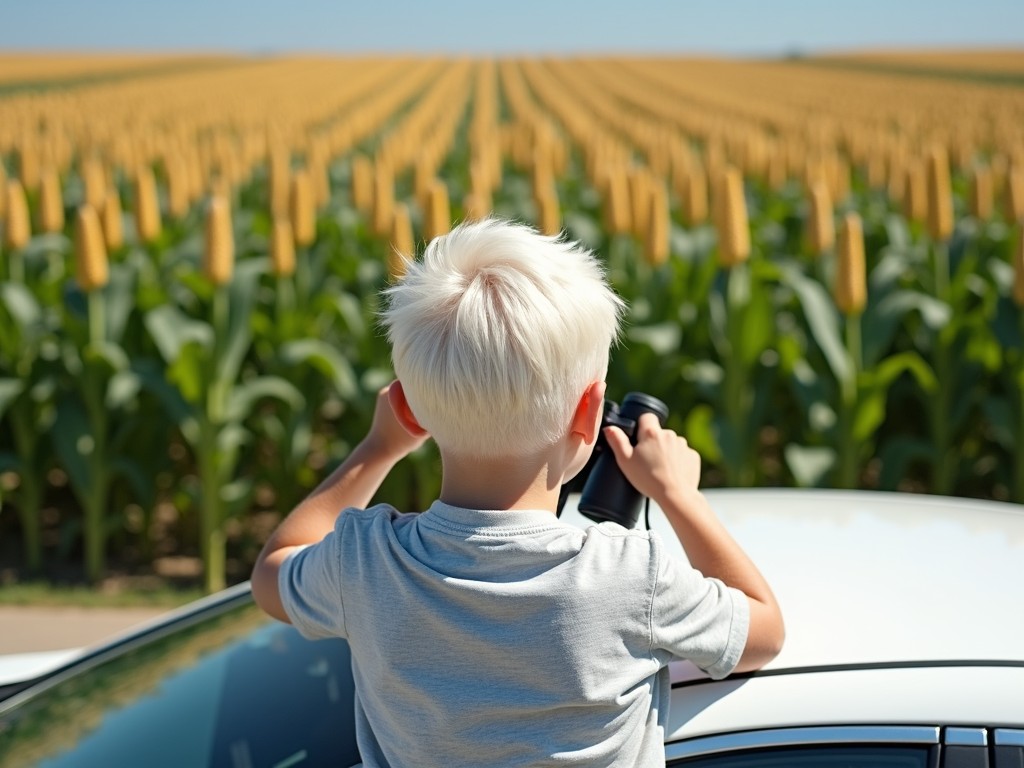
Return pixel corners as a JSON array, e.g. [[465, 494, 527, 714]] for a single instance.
[[582, 521, 666, 559], [338, 503, 416, 529]]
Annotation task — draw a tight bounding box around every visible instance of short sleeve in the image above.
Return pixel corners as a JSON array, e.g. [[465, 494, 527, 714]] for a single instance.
[[649, 537, 749, 680], [278, 514, 348, 640]]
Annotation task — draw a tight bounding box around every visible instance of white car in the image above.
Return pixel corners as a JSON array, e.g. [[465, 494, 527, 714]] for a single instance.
[[1, 489, 1022, 767]]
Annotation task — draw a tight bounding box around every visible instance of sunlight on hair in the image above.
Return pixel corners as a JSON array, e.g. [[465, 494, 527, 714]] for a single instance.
[[381, 218, 626, 458]]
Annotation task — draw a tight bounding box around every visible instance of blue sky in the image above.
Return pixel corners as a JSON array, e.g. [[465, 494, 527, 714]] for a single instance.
[[1, 0, 1021, 56]]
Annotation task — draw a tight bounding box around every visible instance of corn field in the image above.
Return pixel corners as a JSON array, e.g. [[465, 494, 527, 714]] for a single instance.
[[1, 53, 1023, 592]]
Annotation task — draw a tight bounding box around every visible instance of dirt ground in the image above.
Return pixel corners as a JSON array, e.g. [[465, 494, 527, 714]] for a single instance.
[[0, 605, 169, 654]]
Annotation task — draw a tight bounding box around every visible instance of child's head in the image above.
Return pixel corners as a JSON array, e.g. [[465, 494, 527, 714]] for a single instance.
[[381, 218, 625, 459]]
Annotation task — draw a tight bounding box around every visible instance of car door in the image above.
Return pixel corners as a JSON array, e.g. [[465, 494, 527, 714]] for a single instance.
[[666, 726, 1024, 768]]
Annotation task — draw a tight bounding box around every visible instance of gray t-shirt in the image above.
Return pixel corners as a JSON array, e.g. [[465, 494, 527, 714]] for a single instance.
[[279, 501, 749, 767]]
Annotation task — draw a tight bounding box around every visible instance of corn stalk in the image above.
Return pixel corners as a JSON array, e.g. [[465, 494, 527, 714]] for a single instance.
[[52, 264, 144, 582], [142, 258, 303, 592], [0, 283, 58, 573], [779, 261, 938, 489]]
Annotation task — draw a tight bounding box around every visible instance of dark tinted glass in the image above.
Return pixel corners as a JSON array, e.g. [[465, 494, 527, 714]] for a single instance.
[[0, 599, 360, 768], [671, 744, 933, 767]]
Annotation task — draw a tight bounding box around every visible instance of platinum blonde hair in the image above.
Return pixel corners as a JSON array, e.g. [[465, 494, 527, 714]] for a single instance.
[[380, 218, 625, 458]]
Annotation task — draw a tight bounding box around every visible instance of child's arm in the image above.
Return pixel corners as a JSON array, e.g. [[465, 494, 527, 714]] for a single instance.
[[251, 382, 428, 623], [604, 415, 785, 673]]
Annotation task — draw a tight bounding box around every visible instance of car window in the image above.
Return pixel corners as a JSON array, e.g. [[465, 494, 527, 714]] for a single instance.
[[0, 600, 361, 768], [669, 744, 935, 767]]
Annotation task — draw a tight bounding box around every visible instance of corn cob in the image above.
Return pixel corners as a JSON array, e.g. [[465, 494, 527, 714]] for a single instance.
[[203, 195, 234, 286], [887, 147, 907, 204], [351, 154, 373, 213], [372, 166, 394, 235], [310, 154, 330, 209], [18, 144, 40, 191], [462, 192, 490, 222], [0, 161, 6, 220], [134, 166, 162, 243], [536, 189, 561, 237], [645, 182, 670, 266], [270, 216, 295, 277], [1007, 165, 1024, 223], [424, 179, 450, 241], [835, 213, 867, 315], [3, 180, 31, 251], [714, 167, 750, 267], [73, 204, 109, 292], [629, 169, 651, 238], [904, 162, 927, 224], [268, 150, 290, 216], [80, 156, 107, 210], [389, 203, 414, 280], [166, 154, 191, 219], [806, 181, 835, 254], [969, 165, 993, 220], [289, 170, 315, 247], [37, 167, 65, 233], [413, 157, 433, 206], [101, 184, 124, 251], [682, 163, 708, 226], [926, 147, 954, 241], [766, 150, 788, 190], [603, 169, 632, 235]]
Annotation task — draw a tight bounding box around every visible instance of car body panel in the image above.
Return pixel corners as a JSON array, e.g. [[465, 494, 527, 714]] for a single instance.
[[560, 489, 1024, 678], [1, 489, 1022, 764], [0, 651, 82, 689], [665, 666, 1024, 742]]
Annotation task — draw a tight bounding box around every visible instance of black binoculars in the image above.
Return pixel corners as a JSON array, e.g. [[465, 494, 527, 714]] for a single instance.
[[557, 392, 669, 529]]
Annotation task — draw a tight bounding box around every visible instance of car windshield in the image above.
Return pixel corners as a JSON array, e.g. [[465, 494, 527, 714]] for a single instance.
[[0, 599, 360, 768]]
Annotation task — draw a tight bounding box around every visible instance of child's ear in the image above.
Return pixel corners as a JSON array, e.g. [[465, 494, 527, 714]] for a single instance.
[[570, 381, 607, 444], [388, 380, 429, 438]]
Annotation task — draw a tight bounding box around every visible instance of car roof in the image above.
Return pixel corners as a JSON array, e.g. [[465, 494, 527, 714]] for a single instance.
[[559, 489, 1024, 679]]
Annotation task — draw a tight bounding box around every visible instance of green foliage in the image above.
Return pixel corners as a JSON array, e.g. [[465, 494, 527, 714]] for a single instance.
[[0, 137, 1020, 594]]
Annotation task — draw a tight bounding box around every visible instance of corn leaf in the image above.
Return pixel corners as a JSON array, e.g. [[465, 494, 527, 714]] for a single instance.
[[132, 358, 199, 443], [104, 263, 137, 343], [224, 375, 304, 423], [110, 455, 153, 508], [51, 398, 92, 496], [993, 296, 1024, 351], [981, 397, 1015, 451], [105, 369, 142, 411], [0, 283, 42, 330], [779, 264, 852, 385], [0, 378, 24, 421], [682, 403, 722, 464], [627, 323, 682, 356], [167, 340, 208, 406], [279, 339, 358, 399], [783, 444, 836, 487], [862, 290, 951, 368], [877, 436, 935, 489], [854, 351, 938, 443], [145, 305, 214, 365], [216, 259, 264, 386]]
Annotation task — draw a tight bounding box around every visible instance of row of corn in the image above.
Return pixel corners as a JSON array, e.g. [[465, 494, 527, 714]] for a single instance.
[[1, 56, 1023, 590]]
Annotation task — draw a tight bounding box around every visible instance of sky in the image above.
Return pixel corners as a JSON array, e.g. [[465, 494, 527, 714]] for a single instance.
[[0, 0, 1021, 57]]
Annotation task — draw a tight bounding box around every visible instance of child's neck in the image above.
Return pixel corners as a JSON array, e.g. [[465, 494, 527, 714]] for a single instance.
[[438, 451, 561, 512]]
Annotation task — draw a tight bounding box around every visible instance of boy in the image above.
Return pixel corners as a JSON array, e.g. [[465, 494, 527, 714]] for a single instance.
[[252, 218, 784, 767]]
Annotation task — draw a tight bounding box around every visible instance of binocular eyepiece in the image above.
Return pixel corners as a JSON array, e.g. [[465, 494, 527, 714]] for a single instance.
[[558, 392, 670, 529]]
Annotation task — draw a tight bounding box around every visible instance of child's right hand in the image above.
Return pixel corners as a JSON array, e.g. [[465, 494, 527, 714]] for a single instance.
[[603, 414, 702, 508]]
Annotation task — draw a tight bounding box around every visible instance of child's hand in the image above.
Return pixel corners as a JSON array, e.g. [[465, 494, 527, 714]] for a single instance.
[[603, 414, 701, 507], [365, 381, 429, 461]]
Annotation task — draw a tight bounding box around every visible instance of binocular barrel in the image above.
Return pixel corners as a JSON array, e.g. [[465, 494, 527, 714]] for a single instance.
[[578, 392, 669, 528]]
